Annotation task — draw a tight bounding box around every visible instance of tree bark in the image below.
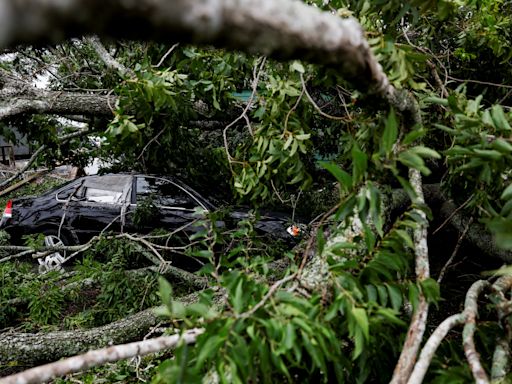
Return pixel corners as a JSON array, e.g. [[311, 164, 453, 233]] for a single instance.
[[0, 307, 159, 366], [0, 90, 115, 120], [0, 290, 211, 367], [0, 0, 392, 96]]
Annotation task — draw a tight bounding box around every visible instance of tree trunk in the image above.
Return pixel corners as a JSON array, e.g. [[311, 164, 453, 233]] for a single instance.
[[0, 307, 159, 366]]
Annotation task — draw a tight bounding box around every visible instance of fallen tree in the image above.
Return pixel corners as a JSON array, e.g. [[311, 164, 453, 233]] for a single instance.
[[1, 0, 512, 383]]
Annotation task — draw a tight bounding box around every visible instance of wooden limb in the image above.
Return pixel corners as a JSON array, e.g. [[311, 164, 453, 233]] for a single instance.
[[463, 280, 491, 383], [86, 35, 135, 77], [407, 314, 465, 384], [408, 279, 490, 384], [0, 328, 204, 384], [0, 147, 46, 189], [0, 171, 45, 197], [0, 288, 208, 368], [0, 307, 160, 367], [390, 169, 430, 384], [0, 0, 397, 100], [491, 338, 511, 381], [490, 276, 512, 381]]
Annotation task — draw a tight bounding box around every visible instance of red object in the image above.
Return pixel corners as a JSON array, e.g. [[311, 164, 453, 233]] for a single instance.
[[3, 200, 12, 218]]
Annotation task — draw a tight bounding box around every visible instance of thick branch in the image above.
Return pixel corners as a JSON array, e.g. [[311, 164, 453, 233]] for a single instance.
[[0, 307, 160, 366], [0, 90, 115, 120], [0, 328, 203, 384], [0, 289, 208, 367], [0, 0, 393, 97], [86, 35, 134, 77], [390, 169, 430, 384], [408, 280, 490, 384]]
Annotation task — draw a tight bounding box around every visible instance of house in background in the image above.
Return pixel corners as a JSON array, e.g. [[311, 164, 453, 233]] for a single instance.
[[0, 127, 30, 166]]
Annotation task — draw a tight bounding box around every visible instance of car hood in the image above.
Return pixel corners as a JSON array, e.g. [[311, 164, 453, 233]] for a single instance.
[[229, 209, 305, 241]]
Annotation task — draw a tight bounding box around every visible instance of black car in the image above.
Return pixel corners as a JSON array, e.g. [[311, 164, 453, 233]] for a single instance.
[[1, 174, 303, 270]]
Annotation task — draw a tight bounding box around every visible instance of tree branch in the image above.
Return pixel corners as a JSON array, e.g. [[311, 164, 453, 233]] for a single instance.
[[86, 35, 134, 77], [390, 168, 431, 384], [408, 279, 490, 384], [0, 91, 116, 120], [0, 328, 204, 384], [0, 0, 394, 98]]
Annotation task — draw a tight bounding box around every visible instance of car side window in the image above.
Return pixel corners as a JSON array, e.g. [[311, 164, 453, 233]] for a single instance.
[[82, 187, 122, 203], [75, 175, 132, 204], [136, 177, 199, 209]]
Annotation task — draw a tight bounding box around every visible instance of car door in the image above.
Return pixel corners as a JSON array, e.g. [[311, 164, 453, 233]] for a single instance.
[[126, 176, 208, 237], [70, 175, 133, 240]]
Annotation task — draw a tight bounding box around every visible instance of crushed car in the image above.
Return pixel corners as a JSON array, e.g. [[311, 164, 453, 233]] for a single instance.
[[0, 174, 304, 270]]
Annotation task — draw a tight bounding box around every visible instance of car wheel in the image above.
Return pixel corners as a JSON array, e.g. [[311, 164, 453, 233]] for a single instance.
[[37, 228, 74, 274]]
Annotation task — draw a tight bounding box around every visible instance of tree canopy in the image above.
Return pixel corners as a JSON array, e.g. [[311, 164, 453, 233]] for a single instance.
[[1, 1, 512, 383]]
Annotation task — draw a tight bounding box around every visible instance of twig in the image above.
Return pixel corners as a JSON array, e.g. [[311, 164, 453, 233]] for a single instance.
[[300, 73, 348, 121], [153, 44, 179, 68], [239, 273, 296, 319], [437, 217, 473, 283], [0, 128, 89, 189], [223, 57, 266, 167], [0, 146, 45, 189], [137, 127, 166, 160], [446, 75, 512, 90], [432, 194, 473, 235], [0, 328, 204, 384]]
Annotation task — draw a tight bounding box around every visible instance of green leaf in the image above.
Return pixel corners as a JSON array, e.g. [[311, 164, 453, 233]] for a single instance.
[[290, 61, 305, 73], [352, 145, 368, 184], [473, 149, 502, 161], [420, 278, 440, 304], [492, 138, 512, 153], [408, 283, 420, 312], [316, 226, 326, 254], [403, 129, 426, 145], [352, 328, 365, 360], [423, 96, 448, 106], [376, 308, 406, 326], [158, 277, 173, 308], [232, 278, 244, 313], [398, 151, 430, 175], [376, 285, 388, 306], [387, 284, 403, 311], [319, 161, 353, 192], [501, 184, 512, 201], [352, 307, 369, 340], [382, 108, 398, 155], [395, 229, 414, 249], [410, 145, 441, 159], [491, 105, 511, 131], [295, 133, 311, 140], [195, 335, 224, 368]]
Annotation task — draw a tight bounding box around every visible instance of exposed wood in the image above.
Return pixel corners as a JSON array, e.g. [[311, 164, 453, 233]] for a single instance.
[[0, 172, 44, 196]]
